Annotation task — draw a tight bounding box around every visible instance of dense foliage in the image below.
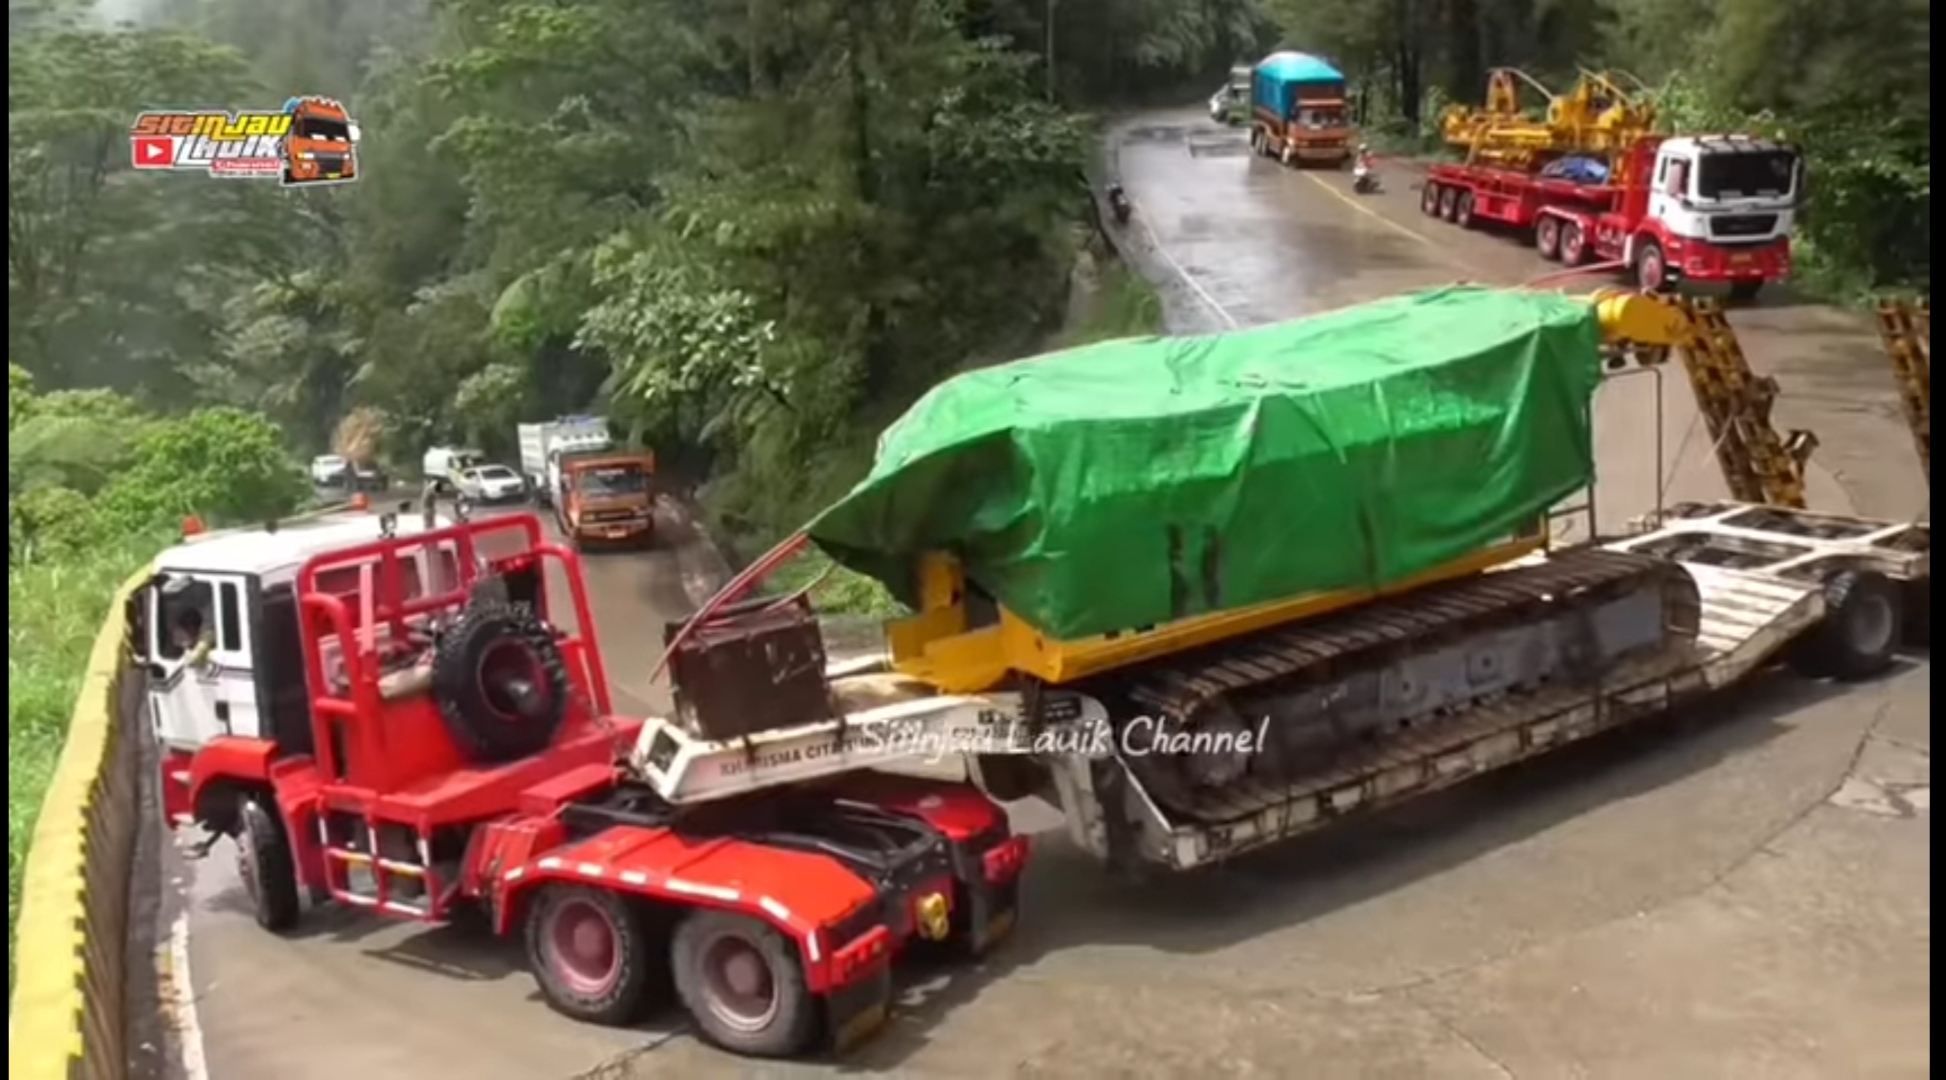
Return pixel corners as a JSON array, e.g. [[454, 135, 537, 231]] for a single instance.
[[1264, 0, 1930, 298]]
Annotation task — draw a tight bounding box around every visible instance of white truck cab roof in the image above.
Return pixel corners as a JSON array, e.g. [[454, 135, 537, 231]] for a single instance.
[[155, 511, 452, 580]]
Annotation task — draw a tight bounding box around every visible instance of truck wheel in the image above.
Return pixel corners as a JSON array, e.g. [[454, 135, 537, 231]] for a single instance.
[[1560, 222, 1589, 266], [1249, 128, 1264, 156], [237, 797, 302, 933], [1728, 279, 1764, 303], [526, 885, 655, 1026], [672, 910, 819, 1058], [1438, 187, 1460, 221], [1454, 192, 1476, 229], [431, 601, 569, 763], [1279, 140, 1295, 166], [1634, 240, 1669, 292], [1535, 216, 1563, 261], [1786, 570, 1904, 682], [1420, 183, 1441, 216]]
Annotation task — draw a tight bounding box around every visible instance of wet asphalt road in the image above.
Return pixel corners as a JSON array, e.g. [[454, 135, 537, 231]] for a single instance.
[[168, 111, 1927, 1079]]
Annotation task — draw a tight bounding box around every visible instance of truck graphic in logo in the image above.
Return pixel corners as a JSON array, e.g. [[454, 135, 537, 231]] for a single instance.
[[128, 96, 360, 186]]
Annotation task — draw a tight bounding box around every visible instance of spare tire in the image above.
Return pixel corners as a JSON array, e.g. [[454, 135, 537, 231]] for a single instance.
[[432, 600, 571, 764]]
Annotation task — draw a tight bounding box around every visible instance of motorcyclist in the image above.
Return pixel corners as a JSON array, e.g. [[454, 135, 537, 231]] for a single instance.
[[1354, 144, 1376, 174], [1352, 144, 1379, 192], [1107, 182, 1131, 224]]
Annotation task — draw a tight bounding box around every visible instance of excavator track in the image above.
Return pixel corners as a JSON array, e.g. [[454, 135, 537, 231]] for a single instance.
[[1085, 547, 1702, 823]]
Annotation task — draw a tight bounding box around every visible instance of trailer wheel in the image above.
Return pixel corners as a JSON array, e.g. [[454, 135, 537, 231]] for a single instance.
[[1420, 183, 1441, 216], [1787, 570, 1905, 682], [1634, 240, 1669, 292], [1438, 187, 1460, 221], [431, 601, 570, 764], [672, 910, 819, 1058], [237, 797, 301, 933], [1249, 128, 1265, 156], [1454, 191, 1476, 229], [1560, 222, 1589, 266], [1535, 216, 1563, 260], [527, 885, 655, 1026]]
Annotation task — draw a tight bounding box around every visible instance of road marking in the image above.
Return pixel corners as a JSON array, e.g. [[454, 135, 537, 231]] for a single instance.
[[167, 911, 212, 1080], [1300, 171, 1444, 249], [1132, 207, 1240, 329]]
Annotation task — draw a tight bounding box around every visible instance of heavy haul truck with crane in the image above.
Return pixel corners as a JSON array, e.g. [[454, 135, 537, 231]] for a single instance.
[[141, 287, 1927, 1061], [1421, 69, 1803, 300]]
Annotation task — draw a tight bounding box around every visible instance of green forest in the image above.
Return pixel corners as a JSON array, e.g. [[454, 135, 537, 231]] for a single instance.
[[4, 0, 1930, 961]]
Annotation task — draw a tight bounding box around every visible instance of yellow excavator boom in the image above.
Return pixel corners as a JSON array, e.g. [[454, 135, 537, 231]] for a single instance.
[[1439, 68, 1660, 170], [1873, 298, 1931, 484]]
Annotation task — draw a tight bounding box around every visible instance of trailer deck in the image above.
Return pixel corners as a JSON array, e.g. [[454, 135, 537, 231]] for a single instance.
[[631, 501, 1927, 872]]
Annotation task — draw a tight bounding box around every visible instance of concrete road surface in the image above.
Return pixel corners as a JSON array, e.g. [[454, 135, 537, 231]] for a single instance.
[[159, 110, 1928, 1080]]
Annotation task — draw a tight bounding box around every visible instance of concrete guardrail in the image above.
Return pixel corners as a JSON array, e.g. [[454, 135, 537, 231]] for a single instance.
[[9, 563, 153, 1080]]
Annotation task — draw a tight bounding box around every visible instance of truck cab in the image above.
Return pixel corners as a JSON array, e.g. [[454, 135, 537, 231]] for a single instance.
[[553, 452, 657, 547], [1638, 136, 1801, 292], [281, 96, 359, 185], [129, 509, 479, 825]]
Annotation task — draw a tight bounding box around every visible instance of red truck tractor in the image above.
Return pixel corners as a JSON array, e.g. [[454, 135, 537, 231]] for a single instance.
[[135, 508, 1027, 1058], [1425, 69, 1802, 299]]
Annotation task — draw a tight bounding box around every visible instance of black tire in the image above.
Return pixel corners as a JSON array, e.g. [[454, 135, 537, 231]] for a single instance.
[[526, 885, 655, 1026], [1786, 570, 1905, 681], [430, 600, 570, 763], [1454, 191, 1475, 229], [237, 797, 302, 933], [1634, 239, 1669, 293], [1439, 186, 1460, 221], [1560, 222, 1589, 266], [1535, 216, 1563, 261], [672, 910, 819, 1059], [1728, 279, 1764, 303], [1420, 183, 1441, 216]]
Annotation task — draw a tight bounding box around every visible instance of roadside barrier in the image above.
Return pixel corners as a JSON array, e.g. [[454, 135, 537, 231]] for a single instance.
[[9, 563, 153, 1080]]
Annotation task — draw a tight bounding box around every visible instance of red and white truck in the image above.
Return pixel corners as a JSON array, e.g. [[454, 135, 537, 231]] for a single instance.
[[1421, 133, 1803, 300]]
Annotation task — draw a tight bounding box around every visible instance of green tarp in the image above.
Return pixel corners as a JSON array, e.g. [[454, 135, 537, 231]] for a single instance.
[[807, 286, 1605, 641]]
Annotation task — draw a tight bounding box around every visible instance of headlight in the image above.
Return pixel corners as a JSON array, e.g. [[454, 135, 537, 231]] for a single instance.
[[298, 152, 315, 161]]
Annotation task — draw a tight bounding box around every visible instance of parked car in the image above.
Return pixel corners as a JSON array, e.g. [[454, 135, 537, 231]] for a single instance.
[[453, 463, 529, 504], [310, 454, 351, 487], [350, 461, 388, 492]]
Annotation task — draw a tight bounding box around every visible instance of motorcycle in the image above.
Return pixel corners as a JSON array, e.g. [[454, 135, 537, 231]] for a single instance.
[[1351, 161, 1380, 195], [1107, 184, 1133, 226]]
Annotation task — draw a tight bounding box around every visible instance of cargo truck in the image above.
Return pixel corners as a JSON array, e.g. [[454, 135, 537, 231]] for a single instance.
[[1247, 51, 1354, 167], [150, 286, 1926, 1064], [1424, 69, 1802, 300], [518, 415, 658, 547]]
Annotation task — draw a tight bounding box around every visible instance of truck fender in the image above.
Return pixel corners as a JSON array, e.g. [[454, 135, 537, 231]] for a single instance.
[[186, 736, 280, 827], [494, 858, 854, 995]]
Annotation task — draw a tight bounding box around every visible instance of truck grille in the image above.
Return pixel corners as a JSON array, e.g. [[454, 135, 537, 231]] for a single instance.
[[1709, 214, 1779, 239]]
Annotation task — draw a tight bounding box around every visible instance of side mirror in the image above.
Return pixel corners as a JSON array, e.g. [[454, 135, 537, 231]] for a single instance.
[[144, 662, 167, 680], [348, 123, 362, 144]]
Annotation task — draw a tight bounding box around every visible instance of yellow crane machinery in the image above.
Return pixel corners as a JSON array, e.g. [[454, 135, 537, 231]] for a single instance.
[[1438, 67, 1660, 169], [637, 288, 1929, 876], [1873, 298, 1930, 484]]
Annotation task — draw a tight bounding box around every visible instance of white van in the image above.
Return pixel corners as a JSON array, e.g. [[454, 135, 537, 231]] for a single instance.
[[421, 446, 484, 492]]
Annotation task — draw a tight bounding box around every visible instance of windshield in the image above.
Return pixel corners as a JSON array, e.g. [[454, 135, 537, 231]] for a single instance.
[[295, 117, 352, 142], [1297, 107, 1346, 128], [575, 465, 647, 496], [1695, 151, 1796, 200]]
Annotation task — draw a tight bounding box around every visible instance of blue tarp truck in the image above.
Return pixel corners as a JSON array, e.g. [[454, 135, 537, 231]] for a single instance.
[[1248, 51, 1354, 167]]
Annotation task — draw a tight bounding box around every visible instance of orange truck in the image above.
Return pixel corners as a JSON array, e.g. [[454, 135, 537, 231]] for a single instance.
[[281, 96, 358, 185], [553, 452, 658, 547]]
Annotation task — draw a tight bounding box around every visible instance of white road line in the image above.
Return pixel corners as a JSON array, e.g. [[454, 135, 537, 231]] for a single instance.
[[1114, 132, 1240, 330], [168, 911, 212, 1080]]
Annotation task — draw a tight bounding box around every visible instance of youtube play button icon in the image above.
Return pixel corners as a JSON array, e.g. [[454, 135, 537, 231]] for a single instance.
[[131, 136, 174, 169]]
